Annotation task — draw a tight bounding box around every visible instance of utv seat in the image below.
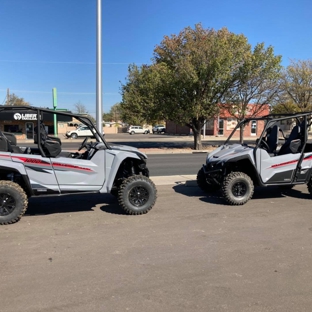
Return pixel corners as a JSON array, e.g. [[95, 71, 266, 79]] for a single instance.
[[3, 132, 24, 153], [298, 119, 308, 152], [266, 125, 279, 154], [0, 132, 26, 154], [278, 125, 301, 155], [35, 123, 61, 157]]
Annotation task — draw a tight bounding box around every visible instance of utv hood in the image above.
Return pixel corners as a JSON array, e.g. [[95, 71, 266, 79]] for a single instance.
[[207, 144, 253, 161], [109, 144, 147, 159]]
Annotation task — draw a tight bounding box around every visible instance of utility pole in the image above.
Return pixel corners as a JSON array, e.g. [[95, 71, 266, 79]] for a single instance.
[[6, 88, 9, 105], [96, 0, 103, 135], [52, 88, 58, 136]]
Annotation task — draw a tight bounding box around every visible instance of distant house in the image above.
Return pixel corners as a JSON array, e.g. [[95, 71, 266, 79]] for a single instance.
[[166, 104, 270, 137]]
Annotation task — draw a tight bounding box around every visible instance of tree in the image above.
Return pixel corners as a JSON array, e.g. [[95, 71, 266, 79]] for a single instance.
[[121, 64, 164, 126], [103, 103, 123, 123], [271, 101, 300, 114], [278, 59, 312, 112], [111, 103, 122, 122], [6, 93, 30, 106], [122, 24, 255, 149], [73, 101, 88, 114], [222, 43, 282, 143], [73, 101, 95, 124]]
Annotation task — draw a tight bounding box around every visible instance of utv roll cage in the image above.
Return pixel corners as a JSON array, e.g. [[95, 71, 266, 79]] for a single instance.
[[225, 111, 312, 148], [0, 105, 111, 157]]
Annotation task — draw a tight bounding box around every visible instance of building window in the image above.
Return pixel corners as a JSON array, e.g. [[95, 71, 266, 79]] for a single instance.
[[4, 125, 22, 133]]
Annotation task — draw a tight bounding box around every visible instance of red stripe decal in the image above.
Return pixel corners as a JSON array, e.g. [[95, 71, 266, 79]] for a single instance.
[[271, 159, 298, 168], [52, 162, 92, 172], [11, 156, 50, 165]]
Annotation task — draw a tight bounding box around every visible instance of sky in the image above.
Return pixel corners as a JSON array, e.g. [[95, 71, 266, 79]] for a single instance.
[[0, 0, 312, 117]]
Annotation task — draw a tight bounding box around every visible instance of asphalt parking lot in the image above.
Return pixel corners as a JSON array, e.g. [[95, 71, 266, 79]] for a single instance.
[[2, 182, 312, 312]]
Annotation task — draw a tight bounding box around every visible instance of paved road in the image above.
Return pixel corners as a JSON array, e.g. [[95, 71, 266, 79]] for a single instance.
[[148, 153, 206, 176], [18, 133, 249, 151], [2, 183, 312, 312]]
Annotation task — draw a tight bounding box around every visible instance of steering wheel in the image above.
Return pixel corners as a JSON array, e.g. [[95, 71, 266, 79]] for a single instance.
[[258, 138, 270, 151], [78, 137, 89, 151]]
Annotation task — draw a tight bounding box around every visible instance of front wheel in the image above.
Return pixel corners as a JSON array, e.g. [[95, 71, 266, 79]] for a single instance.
[[118, 175, 157, 214], [71, 133, 78, 139], [222, 172, 254, 205], [0, 181, 28, 225]]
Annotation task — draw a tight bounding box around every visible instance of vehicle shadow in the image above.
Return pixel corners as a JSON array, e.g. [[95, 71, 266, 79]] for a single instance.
[[25, 193, 126, 216], [172, 184, 311, 206]]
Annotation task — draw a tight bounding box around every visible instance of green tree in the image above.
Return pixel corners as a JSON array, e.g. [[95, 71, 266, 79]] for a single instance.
[[121, 64, 164, 126], [103, 103, 123, 123], [122, 24, 254, 149], [222, 43, 282, 143], [6, 93, 30, 106], [102, 112, 113, 122], [271, 101, 300, 114], [278, 59, 312, 112]]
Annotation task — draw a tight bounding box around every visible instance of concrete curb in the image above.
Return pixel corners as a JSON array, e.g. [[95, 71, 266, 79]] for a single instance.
[[150, 175, 197, 186]]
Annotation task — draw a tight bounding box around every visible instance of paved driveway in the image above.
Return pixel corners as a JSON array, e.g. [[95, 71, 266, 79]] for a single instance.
[[2, 184, 312, 312]]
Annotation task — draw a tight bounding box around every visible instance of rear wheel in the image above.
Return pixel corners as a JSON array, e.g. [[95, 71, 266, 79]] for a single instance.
[[222, 172, 254, 205], [0, 181, 28, 225], [118, 175, 157, 214], [71, 133, 78, 139]]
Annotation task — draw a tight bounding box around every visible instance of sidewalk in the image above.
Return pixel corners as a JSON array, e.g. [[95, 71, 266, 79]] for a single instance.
[[150, 174, 197, 186]]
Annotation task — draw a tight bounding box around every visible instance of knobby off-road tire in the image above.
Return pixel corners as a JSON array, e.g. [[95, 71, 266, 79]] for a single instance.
[[222, 172, 254, 205], [118, 175, 157, 215], [196, 168, 221, 192], [0, 181, 28, 225]]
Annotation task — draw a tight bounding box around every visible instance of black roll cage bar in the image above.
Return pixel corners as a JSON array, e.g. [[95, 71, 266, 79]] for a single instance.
[[0, 105, 111, 152]]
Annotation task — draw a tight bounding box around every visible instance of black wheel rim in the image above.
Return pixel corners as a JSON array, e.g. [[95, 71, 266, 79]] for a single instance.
[[129, 186, 149, 207], [232, 181, 247, 197], [0, 193, 16, 216]]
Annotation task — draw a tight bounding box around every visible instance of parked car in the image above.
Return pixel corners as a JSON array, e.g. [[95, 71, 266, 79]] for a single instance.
[[128, 126, 150, 135], [66, 125, 95, 139], [152, 125, 166, 134]]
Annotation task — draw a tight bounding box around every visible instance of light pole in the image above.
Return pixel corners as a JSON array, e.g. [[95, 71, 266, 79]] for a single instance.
[[96, 0, 103, 134]]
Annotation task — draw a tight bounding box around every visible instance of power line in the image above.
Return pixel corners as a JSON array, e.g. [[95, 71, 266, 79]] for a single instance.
[[0, 89, 119, 95], [0, 60, 147, 65]]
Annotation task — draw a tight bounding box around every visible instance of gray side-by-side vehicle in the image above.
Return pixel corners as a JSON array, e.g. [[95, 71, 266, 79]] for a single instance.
[[0, 106, 157, 225], [197, 112, 312, 205]]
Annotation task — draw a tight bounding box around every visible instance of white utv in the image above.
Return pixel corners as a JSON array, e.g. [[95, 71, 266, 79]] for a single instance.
[[197, 112, 312, 205], [0, 106, 157, 225]]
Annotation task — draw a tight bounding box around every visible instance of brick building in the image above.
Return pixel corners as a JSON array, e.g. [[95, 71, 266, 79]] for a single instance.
[[166, 104, 270, 137]]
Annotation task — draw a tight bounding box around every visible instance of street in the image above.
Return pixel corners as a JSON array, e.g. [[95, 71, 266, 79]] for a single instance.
[[2, 183, 312, 312]]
